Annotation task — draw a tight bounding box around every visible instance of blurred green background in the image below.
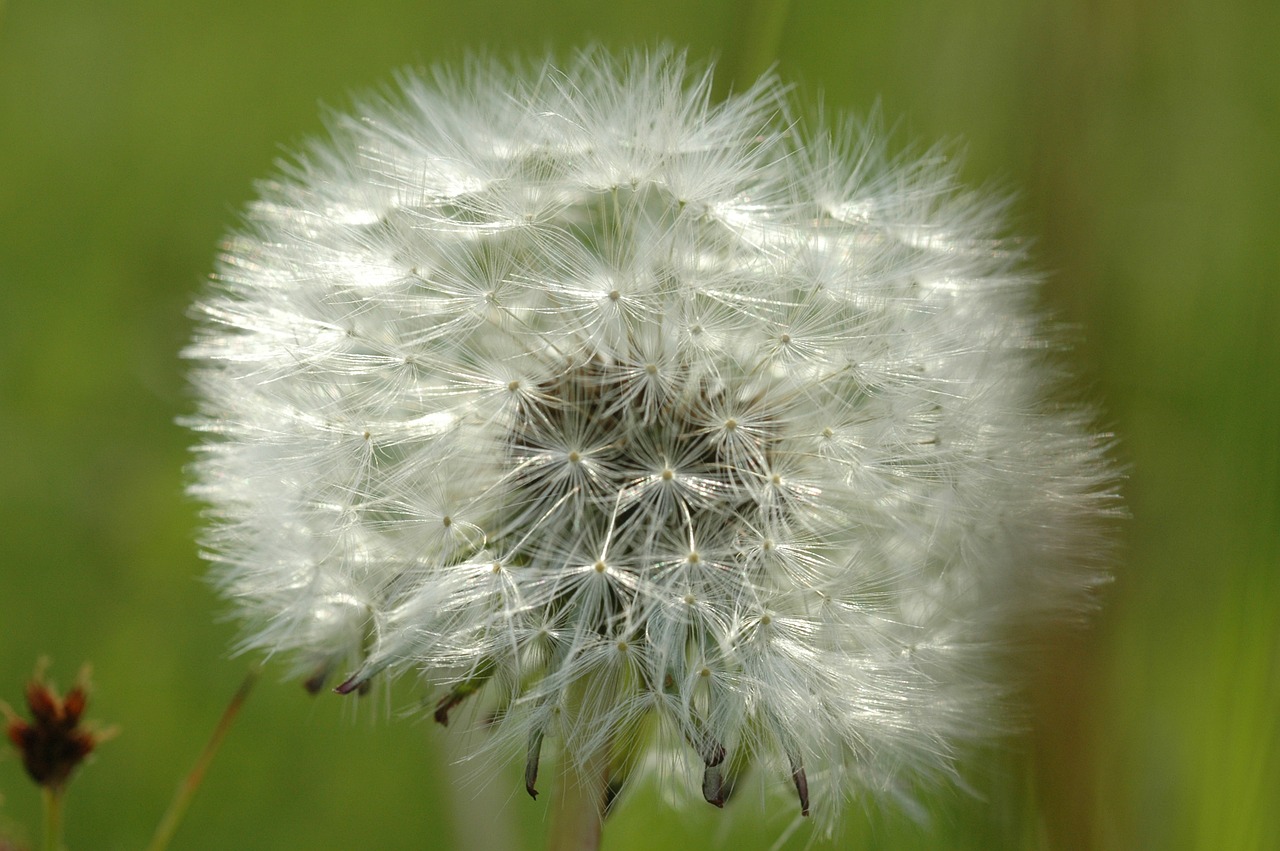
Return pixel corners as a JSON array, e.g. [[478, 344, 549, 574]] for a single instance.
[[1, 1, 1276, 849]]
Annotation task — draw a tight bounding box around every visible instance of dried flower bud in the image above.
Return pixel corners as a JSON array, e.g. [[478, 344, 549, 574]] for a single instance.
[[2, 663, 111, 791]]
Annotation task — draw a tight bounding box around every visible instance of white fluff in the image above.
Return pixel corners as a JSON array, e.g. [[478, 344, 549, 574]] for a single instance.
[[185, 47, 1118, 831]]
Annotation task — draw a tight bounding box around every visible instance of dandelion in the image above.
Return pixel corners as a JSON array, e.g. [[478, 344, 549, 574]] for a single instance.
[[184, 48, 1118, 843]]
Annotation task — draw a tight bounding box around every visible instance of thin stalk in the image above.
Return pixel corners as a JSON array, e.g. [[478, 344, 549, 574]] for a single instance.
[[545, 745, 611, 851], [145, 667, 259, 851], [40, 787, 64, 851], [718, 0, 793, 98]]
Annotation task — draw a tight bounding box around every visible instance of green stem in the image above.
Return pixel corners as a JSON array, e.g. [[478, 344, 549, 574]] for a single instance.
[[145, 668, 258, 851], [718, 0, 793, 97], [545, 746, 610, 851], [40, 787, 64, 851]]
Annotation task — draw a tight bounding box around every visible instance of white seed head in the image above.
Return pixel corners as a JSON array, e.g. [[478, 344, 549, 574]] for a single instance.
[[184, 48, 1118, 829]]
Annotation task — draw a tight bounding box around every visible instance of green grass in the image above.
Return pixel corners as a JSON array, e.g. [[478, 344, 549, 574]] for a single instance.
[[1, 1, 1275, 848]]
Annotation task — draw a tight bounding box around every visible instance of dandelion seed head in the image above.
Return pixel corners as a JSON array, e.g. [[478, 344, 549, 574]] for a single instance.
[[185, 47, 1119, 831]]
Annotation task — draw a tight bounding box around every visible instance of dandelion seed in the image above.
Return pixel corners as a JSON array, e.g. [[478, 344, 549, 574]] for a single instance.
[[184, 47, 1119, 835]]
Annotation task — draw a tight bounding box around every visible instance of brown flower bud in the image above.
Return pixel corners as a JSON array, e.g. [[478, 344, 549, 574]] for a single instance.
[[2, 662, 113, 791]]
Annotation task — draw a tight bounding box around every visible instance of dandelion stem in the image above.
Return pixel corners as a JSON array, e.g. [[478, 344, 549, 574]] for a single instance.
[[40, 787, 64, 851], [144, 667, 258, 851], [546, 746, 610, 851]]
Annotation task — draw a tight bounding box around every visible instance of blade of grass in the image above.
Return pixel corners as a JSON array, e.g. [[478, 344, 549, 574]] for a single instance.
[[718, 0, 792, 98], [144, 668, 258, 851]]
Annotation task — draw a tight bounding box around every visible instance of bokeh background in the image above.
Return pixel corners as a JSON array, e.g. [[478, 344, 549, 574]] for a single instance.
[[1, 1, 1275, 849]]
